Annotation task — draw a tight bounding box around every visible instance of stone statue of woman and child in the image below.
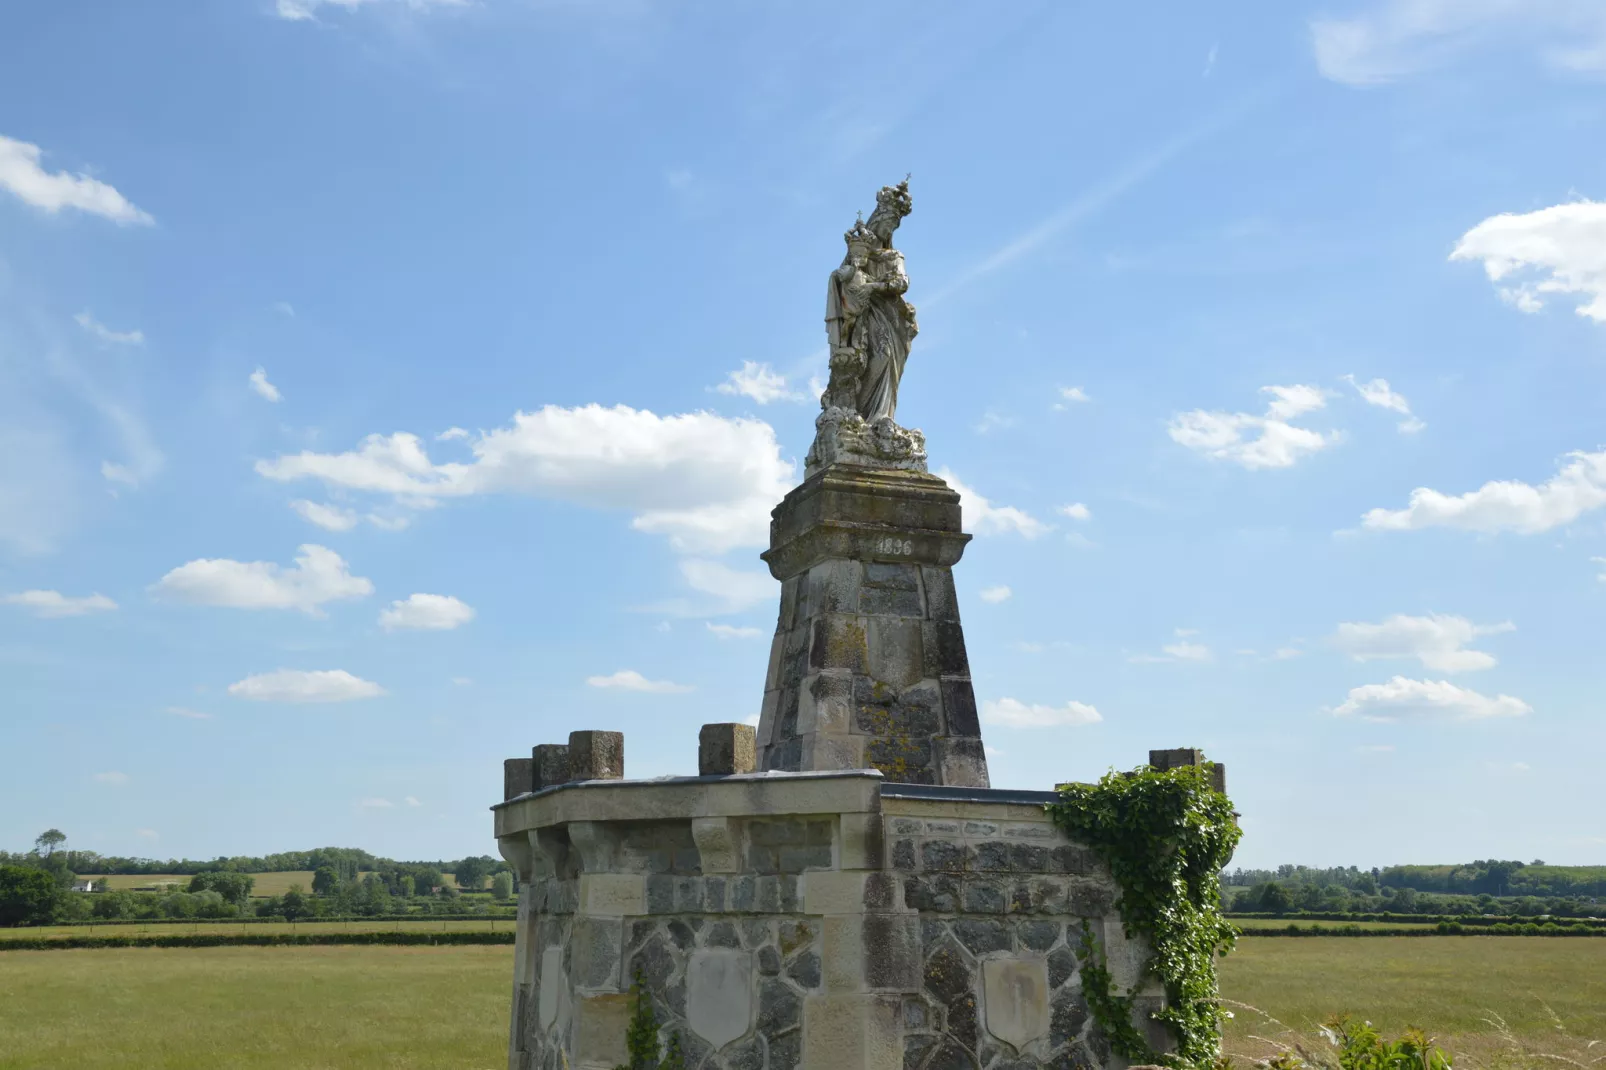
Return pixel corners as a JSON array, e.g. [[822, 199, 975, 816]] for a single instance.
[[804, 178, 931, 477]]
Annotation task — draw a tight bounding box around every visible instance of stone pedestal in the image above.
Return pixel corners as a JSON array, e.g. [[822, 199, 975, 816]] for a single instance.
[[756, 466, 989, 787], [494, 772, 1164, 1070]]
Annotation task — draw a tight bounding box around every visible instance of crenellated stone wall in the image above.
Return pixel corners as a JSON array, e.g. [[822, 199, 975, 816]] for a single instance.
[[494, 757, 1179, 1070]]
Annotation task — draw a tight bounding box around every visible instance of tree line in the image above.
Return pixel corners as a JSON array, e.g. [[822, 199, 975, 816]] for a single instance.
[[1, 830, 517, 928], [1224, 859, 1605, 918]]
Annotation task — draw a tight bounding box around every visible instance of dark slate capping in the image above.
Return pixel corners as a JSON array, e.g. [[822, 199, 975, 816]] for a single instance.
[[490, 768, 885, 811], [876, 783, 1061, 806]]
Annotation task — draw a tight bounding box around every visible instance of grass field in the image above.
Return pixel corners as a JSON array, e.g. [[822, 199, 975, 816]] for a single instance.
[[0, 945, 509, 1069], [0, 936, 1600, 1068], [1220, 937, 1606, 1065], [84, 872, 319, 896], [82, 871, 473, 896], [0, 918, 516, 942]]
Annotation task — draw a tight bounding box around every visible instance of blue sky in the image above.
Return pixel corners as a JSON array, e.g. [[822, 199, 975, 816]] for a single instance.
[[3, 0, 1604, 869]]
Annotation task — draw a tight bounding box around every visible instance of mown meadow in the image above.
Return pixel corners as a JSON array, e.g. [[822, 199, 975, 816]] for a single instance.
[[0, 936, 1601, 1069]]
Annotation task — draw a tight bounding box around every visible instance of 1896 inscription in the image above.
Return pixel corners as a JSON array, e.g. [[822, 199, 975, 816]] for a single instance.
[[874, 537, 914, 556]]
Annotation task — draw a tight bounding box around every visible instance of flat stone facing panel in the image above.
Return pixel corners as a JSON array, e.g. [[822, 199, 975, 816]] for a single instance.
[[756, 467, 990, 786], [982, 956, 1050, 1050], [685, 948, 755, 1050]]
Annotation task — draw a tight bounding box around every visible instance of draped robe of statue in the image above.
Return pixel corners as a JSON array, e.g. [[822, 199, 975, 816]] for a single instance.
[[854, 246, 916, 423]]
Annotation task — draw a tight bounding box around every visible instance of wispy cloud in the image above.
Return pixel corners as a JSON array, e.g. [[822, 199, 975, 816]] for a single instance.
[[249, 367, 282, 403], [586, 669, 694, 694], [706, 622, 762, 639], [925, 100, 1255, 306], [0, 134, 153, 224], [1344, 375, 1424, 433], [2, 590, 117, 618], [75, 312, 144, 347], [715, 361, 805, 404]]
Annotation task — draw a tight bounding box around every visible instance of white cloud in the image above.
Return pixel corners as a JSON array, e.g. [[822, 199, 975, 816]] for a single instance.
[[978, 585, 1012, 604], [981, 697, 1103, 728], [228, 668, 386, 704], [2, 590, 117, 618], [275, 0, 466, 21], [358, 797, 394, 809], [154, 544, 373, 616], [1058, 502, 1091, 521], [405, 795, 422, 807], [0, 134, 152, 224], [975, 409, 1015, 435], [1344, 375, 1423, 433], [379, 593, 475, 631], [256, 404, 794, 556], [1130, 629, 1213, 663], [290, 499, 358, 532], [249, 367, 282, 403], [715, 361, 804, 404], [1312, 0, 1606, 86], [678, 558, 777, 614], [1594, 556, 1606, 581], [936, 469, 1050, 538], [586, 669, 694, 694], [75, 312, 144, 347], [135, 828, 159, 840], [1333, 676, 1532, 721], [1332, 613, 1513, 672], [1361, 448, 1606, 534], [273, 301, 296, 318], [93, 771, 130, 786], [166, 706, 213, 719], [1451, 200, 1606, 323], [706, 622, 762, 639], [366, 513, 411, 532], [451, 676, 473, 686], [1051, 386, 1089, 412], [1169, 385, 1338, 470]]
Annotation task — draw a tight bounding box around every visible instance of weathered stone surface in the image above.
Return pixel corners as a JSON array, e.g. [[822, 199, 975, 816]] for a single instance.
[[538, 947, 565, 1031], [758, 978, 802, 1035], [954, 918, 1009, 955], [567, 731, 623, 781], [571, 918, 620, 989], [1050, 988, 1091, 1047], [505, 758, 535, 800], [699, 723, 757, 776], [685, 948, 754, 1051], [1018, 920, 1060, 952], [1048, 946, 1079, 990], [533, 744, 571, 790], [982, 957, 1050, 1051], [574, 993, 630, 1067], [787, 950, 822, 990]]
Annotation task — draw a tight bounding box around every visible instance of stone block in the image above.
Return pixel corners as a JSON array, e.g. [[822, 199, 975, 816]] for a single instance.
[[568, 731, 623, 781], [504, 757, 534, 800], [862, 913, 921, 989], [574, 993, 630, 1069], [533, 744, 571, 790], [571, 917, 621, 990], [806, 559, 863, 615], [937, 737, 990, 789], [808, 615, 868, 673], [698, 723, 757, 776], [919, 566, 960, 622], [1149, 747, 1205, 771], [921, 620, 970, 677], [801, 733, 864, 772], [801, 993, 904, 1070], [865, 618, 925, 688], [797, 671, 854, 735], [940, 677, 981, 736], [577, 874, 644, 917]]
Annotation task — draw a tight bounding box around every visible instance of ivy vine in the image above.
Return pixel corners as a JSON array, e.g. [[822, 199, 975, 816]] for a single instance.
[[1046, 760, 1242, 1069]]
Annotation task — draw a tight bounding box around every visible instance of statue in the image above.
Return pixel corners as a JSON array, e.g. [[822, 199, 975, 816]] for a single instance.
[[806, 179, 929, 476]]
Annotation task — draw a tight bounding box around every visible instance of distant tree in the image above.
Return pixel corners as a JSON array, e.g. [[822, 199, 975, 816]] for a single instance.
[[311, 867, 339, 896], [412, 868, 444, 896], [0, 865, 62, 926], [453, 856, 495, 892], [188, 872, 254, 906], [281, 885, 309, 920], [399, 875, 416, 898], [34, 830, 67, 859], [1393, 887, 1418, 912], [1252, 882, 1292, 915], [491, 872, 513, 901], [93, 891, 136, 919]]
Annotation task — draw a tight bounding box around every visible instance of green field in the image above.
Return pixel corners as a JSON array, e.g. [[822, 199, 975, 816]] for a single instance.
[[1220, 937, 1606, 1065], [82, 871, 472, 896], [0, 937, 1600, 1068], [0, 918, 515, 942], [0, 946, 509, 1070], [83, 872, 319, 896]]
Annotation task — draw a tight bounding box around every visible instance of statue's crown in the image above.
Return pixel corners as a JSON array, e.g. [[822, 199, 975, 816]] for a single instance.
[[875, 178, 912, 219], [843, 219, 877, 246]]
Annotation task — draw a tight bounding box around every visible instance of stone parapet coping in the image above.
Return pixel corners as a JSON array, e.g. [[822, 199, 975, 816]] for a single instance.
[[878, 784, 1063, 806], [492, 769, 886, 837]]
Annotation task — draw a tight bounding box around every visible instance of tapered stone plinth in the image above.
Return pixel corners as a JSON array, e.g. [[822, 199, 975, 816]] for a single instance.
[[755, 465, 990, 787]]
